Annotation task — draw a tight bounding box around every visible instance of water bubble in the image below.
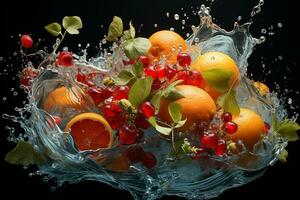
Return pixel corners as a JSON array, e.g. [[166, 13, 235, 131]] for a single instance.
[[288, 98, 292, 104], [182, 20, 186, 25], [166, 12, 170, 18], [13, 92, 18, 96], [0, 57, 3, 61], [3, 97, 7, 101], [278, 55, 283, 60], [259, 36, 266, 43], [277, 23, 283, 28], [78, 44, 81, 48], [181, 26, 185, 30], [186, 33, 190, 37], [261, 29, 267, 34], [154, 24, 158, 28], [13, 52, 17, 56], [51, 163, 58, 169], [174, 14, 180, 20], [11, 88, 15, 92], [170, 27, 175, 31], [63, 47, 68, 51], [194, 37, 200, 43], [237, 16, 242, 21]]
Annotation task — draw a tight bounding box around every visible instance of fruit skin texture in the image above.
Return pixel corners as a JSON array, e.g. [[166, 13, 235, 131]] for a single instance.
[[64, 112, 113, 151], [43, 86, 86, 113], [105, 153, 130, 172], [229, 108, 265, 151], [191, 51, 240, 100], [148, 30, 187, 65], [159, 85, 216, 132], [20, 35, 33, 48]]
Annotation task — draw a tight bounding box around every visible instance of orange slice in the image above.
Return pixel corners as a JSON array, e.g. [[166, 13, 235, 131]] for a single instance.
[[65, 112, 113, 151]]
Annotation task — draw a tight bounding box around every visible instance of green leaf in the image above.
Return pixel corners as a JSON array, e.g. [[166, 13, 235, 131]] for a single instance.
[[132, 60, 143, 78], [123, 37, 151, 59], [202, 68, 234, 93], [168, 103, 182, 123], [148, 117, 172, 136], [5, 141, 44, 166], [128, 77, 153, 107], [277, 149, 288, 162], [164, 90, 185, 101], [174, 119, 187, 128], [44, 22, 62, 36], [276, 120, 300, 141], [107, 16, 123, 42], [272, 114, 279, 131], [217, 89, 240, 115], [62, 16, 83, 35], [150, 90, 163, 113], [114, 70, 135, 85]]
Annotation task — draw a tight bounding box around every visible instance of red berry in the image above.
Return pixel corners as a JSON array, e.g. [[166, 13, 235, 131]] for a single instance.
[[75, 72, 86, 83], [126, 146, 145, 163], [20, 35, 33, 49], [200, 133, 218, 149], [139, 56, 150, 67], [102, 101, 122, 118], [264, 122, 271, 133], [185, 70, 203, 87], [221, 112, 233, 123], [20, 67, 38, 86], [215, 139, 226, 156], [176, 70, 189, 82], [123, 59, 136, 65], [177, 53, 191, 67], [166, 66, 177, 79], [57, 51, 73, 67], [144, 67, 157, 80], [135, 115, 151, 129], [139, 102, 155, 118], [151, 79, 162, 90], [106, 115, 126, 129], [141, 152, 157, 169], [154, 65, 166, 79], [87, 87, 105, 105], [223, 121, 238, 134], [113, 86, 129, 100], [119, 124, 141, 145]]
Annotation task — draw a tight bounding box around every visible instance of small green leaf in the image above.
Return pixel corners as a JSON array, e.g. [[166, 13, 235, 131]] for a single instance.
[[217, 89, 240, 115], [277, 149, 288, 162], [44, 22, 62, 36], [132, 60, 143, 78], [114, 70, 135, 85], [123, 37, 151, 59], [168, 102, 182, 123], [62, 16, 83, 35], [164, 90, 185, 101], [5, 141, 44, 166], [276, 120, 300, 141], [148, 117, 172, 136], [150, 90, 163, 113], [128, 77, 153, 107], [202, 68, 234, 93], [107, 16, 123, 42], [174, 118, 187, 128]]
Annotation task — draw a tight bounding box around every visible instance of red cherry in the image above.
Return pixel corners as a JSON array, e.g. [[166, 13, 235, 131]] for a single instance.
[[20, 67, 38, 87], [185, 70, 203, 87], [166, 66, 177, 79], [139, 56, 150, 67], [177, 53, 191, 67], [20, 35, 33, 49], [102, 101, 122, 118], [113, 85, 129, 100], [154, 65, 166, 79], [215, 139, 226, 156], [176, 70, 189, 82], [135, 115, 151, 129], [264, 122, 271, 134], [75, 72, 86, 83], [151, 79, 162, 90], [223, 121, 238, 134], [221, 112, 232, 123], [200, 133, 218, 149], [57, 51, 73, 67], [126, 146, 145, 163], [119, 124, 141, 145], [87, 87, 105, 105], [144, 67, 157, 80], [141, 152, 157, 169], [139, 102, 155, 118]]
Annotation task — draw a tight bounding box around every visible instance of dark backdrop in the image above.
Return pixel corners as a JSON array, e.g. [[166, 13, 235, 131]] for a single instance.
[[0, 0, 299, 200]]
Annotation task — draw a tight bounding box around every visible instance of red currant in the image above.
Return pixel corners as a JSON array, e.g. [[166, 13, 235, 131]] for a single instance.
[[185, 70, 203, 87], [144, 67, 157, 80], [200, 133, 218, 149], [151, 79, 162, 90], [113, 85, 130, 100], [221, 112, 233, 123], [106, 115, 126, 129], [20, 35, 33, 49], [57, 51, 73, 67], [223, 121, 238, 134], [154, 65, 166, 79], [135, 115, 151, 129], [119, 124, 141, 145], [141, 152, 157, 169], [177, 53, 191, 67], [139, 56, 150, 67], [126, 146, 145, 163], [102, 101, 122, 118], [87, 87, 105, 105], [75, 72, 86, 83], [264, 122, 271, 134], [20, 67, 38, 87], [166, 66, 177, 79], [215, 139, 227, 156], [139, 102, 155, 118], [176, 70, 189, 82]]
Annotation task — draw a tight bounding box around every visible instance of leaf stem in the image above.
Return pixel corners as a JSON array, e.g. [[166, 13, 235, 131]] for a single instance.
[[52, 30, 67, 54]]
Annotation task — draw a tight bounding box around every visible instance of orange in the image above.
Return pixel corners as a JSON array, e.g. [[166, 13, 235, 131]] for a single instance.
[[148, 30, 187, 65], [253, 81, 270, 96], [229, 108, 265, 151], [64, 112, 113, 151], [191, 51, 240, 100], [159, 85, 217, 132], [43, 86, 86, 113]]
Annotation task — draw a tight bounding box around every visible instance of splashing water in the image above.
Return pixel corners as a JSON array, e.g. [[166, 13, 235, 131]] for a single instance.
[[1, 3, 296, 200]]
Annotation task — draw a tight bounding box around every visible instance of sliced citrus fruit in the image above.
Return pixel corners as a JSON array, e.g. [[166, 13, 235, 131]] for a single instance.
[[65, 112, 113, 151]]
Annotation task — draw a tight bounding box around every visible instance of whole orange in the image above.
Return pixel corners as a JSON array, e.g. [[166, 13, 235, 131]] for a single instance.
[[191, 51, 240, 100], [148, 30, 187, 65], [159, 85, 216, 132], [229, 108, 265, 151]]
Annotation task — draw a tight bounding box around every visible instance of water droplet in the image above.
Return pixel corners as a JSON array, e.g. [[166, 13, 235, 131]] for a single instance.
[[261, 29, 267, 34], [166, 12, 170, 18], [181, 20, 186, 25], [237, 16, 242, 21], [194, 37, 200, 43], [78, 44, 81, 48], [278, 55, 283, 60], [174, 14, 180, 20], [277, 23, 283, 28], [11, 88, 15, 92], [288, 98, 292, 104], [3, 97, 7, 101], [51, 163, 58, 169], [186, 33, 190, 37], [13, 52, 17, 56], [259, 36, 266, 43], [181, 26, 185, 30], [170, 27, 175, 31], [0, 57, 3, 61], [154, 24, 158, 28], [13, 92, 18, 96]]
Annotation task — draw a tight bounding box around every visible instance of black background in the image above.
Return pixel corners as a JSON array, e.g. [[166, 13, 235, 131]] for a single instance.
[[0, 0, 299, 199]]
